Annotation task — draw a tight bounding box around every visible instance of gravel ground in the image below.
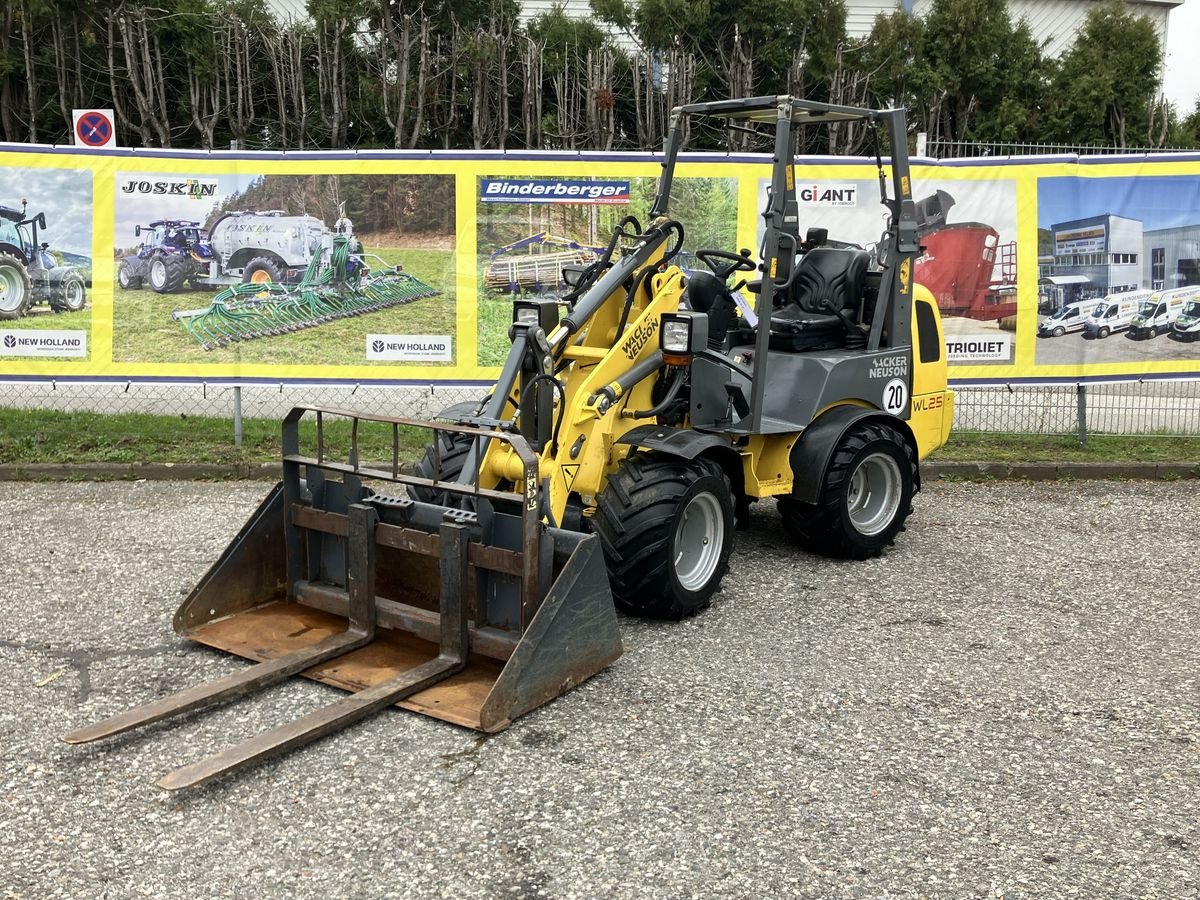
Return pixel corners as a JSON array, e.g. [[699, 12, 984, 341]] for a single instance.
[[0, 479, 1197, 899]]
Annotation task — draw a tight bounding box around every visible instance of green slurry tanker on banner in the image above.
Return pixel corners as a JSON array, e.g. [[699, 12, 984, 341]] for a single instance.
[[171, 210, 438, 350]]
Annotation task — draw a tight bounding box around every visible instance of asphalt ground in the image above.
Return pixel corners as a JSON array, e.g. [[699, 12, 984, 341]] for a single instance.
[[0, 479, 1197, 899]]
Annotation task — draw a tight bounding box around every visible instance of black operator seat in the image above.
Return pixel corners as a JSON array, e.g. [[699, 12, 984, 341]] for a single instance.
[[768, 246, 870, 352]]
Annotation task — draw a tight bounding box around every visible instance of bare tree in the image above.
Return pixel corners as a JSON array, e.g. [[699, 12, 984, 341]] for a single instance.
[[314, 13, 350, 147], [110, 4, 173, 146]]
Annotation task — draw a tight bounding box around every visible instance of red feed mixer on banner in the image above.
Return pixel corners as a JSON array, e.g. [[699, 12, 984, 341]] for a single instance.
[[912, 189, 1018, 323]]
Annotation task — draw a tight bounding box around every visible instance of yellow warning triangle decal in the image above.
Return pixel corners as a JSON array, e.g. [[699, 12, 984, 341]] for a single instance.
[[561, 464, 579, 491]]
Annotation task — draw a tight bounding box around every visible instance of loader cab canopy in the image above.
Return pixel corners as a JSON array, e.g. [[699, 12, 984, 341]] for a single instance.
[[653, 95, 916, 363]]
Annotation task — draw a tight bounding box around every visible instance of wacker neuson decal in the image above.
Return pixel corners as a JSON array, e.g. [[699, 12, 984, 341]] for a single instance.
[[366, 334, 452, 362], [481, 179, 630, 205], [1, 330, 87, 358]]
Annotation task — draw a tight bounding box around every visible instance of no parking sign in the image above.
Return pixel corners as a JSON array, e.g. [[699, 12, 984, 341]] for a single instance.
[[71, 108, 117, 148]]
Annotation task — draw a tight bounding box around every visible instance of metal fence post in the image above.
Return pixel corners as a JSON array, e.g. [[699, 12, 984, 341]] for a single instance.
[[233, 386, 243, 448], [1076, 383, 1088, 446]]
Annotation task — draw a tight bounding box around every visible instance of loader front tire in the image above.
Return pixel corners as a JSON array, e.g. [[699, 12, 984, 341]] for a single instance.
[[117, 260, 141, 290], [593, 453, 734, 620], [778, 422, 915, 561], [410, 430, 474, 505]]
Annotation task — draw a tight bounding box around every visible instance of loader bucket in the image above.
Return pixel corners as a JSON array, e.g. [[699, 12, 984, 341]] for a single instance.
[[64, 408, 621, 789]]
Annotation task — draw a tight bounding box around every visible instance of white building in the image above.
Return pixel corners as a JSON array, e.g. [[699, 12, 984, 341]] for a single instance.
[[518, 0, 1183, 58]]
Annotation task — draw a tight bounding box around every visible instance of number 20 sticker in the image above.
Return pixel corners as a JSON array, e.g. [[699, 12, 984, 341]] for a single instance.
[[883, 378, 908, 416]]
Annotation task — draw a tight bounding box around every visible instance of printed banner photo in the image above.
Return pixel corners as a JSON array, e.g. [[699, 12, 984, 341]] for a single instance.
[[110, 169, 456, 370], [1, 145, 1199, 386]]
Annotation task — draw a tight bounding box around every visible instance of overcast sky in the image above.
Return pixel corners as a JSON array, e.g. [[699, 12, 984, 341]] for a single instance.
[[1163, 0, 1199, 113], [112, 173, 248, 246], [0, 169, 92, 257]]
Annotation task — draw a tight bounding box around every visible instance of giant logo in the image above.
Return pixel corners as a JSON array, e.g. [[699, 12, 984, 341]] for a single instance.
[[798, 183, 858, 207]]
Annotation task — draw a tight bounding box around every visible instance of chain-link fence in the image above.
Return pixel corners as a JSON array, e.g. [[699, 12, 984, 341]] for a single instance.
[[921, 137, 1197, 159], [4, 378, 1200, 443]]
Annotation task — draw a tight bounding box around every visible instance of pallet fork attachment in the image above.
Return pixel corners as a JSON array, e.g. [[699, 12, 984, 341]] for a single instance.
[[64, 408, 621, 790]]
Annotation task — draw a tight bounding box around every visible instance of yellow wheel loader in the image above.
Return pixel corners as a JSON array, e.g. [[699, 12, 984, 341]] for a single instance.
[[65, 96, 953, 789]]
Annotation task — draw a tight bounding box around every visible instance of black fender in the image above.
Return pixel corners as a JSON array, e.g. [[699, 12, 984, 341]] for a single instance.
[[435, 398, 486, 421], [790, 405, 920, 504], [615, 424, 744, 497], [0, 242, 25, 261], [45, 265, 82, 287]]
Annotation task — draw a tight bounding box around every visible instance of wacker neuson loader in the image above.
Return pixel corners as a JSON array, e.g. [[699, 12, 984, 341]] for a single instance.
[[66, 96, 954, 789]]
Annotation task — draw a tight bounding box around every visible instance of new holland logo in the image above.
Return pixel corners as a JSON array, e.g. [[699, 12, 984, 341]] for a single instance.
[[366, 333, 452, 362], [120, 178, 218, 199], [0, 329, 87, 358]]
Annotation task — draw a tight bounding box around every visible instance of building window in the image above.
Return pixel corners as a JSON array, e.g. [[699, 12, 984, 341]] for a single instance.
[[1151, 248, 1165, 290]]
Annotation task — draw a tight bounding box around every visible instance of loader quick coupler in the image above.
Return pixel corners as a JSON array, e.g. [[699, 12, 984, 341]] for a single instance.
[[65, 407, 621, 790]]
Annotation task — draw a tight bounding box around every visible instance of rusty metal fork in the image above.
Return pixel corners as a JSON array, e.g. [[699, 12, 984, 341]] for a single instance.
[[65, 507, 472, 792]]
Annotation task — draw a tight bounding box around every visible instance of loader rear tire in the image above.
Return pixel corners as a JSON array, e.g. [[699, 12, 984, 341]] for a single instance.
[[778, 422, 915, 561], [410, 431, 474, 505], [593, 453, 733, 620]]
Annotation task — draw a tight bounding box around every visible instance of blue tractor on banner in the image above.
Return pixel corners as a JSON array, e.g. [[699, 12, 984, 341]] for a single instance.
[[117, 220, 213, 293]]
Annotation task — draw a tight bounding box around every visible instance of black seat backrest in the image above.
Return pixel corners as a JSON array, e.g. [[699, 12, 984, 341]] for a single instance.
[[791, 247, 869, 317]]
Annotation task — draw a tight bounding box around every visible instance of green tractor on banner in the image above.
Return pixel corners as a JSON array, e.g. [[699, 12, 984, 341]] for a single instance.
[[66, 96, 954, 790], [0, 200, 87, 320]]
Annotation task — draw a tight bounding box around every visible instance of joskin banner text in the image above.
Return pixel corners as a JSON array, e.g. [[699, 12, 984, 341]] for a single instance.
[[2, 145, 1199, 387]]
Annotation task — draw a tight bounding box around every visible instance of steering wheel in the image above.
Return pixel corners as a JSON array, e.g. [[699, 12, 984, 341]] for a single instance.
[[696, 248, 756, 282]]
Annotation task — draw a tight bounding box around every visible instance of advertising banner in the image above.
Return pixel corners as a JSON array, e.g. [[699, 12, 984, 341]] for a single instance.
[[0, 146, 1198, 388]]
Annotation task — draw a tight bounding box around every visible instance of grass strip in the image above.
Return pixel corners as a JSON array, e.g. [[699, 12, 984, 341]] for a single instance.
[[2, 408, 1199, 466]]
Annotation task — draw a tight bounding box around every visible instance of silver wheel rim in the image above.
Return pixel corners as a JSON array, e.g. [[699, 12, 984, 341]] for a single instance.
[[0, 266, 24, 312], [846, 451, 903, 536], [673, 491, 724, 592], [150, 259, 166, 288], [65, 280, 83, 309]]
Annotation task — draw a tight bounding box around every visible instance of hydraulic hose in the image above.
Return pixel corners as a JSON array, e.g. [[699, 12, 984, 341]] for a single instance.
[[628, 367, 687, 419]]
